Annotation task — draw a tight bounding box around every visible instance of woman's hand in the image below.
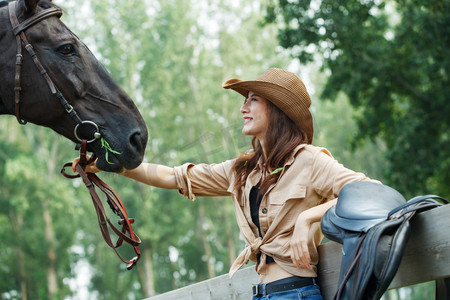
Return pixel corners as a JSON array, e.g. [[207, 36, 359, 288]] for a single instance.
[[72, 156, 100, 174], [290, 213, 312, 270], [289, 198, 337, 269]]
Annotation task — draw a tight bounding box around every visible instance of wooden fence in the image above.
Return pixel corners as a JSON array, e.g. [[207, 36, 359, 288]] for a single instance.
[[145, 204, 450, 300]]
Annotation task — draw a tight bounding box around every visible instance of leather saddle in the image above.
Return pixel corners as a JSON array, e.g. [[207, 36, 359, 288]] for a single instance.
[[321, 181, 447, 300]]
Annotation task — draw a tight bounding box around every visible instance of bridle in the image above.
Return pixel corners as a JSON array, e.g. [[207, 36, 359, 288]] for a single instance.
[[9, 1, 141, 269], [8, 1, 100, 143]]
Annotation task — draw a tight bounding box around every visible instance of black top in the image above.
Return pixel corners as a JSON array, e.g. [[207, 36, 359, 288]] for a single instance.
[[249, 186, 275, 264]]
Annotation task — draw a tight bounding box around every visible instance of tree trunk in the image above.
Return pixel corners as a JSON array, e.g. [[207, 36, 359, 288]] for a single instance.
[[222, 203, 236, 266], [138, 244, 155, 297], [42, 200, 58, 299], [198, 204, 215, 278], [169, 260, 177, 291], [18, 247, 27, 300], [10, 213, 27, 300], [42, 135, 59, 299]]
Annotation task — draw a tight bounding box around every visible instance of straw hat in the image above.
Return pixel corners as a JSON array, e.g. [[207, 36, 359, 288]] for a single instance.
[[222, 68, 313, 144]]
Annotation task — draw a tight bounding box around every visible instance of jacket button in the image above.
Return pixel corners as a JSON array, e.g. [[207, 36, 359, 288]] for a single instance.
[[262, 208, 267, 214]]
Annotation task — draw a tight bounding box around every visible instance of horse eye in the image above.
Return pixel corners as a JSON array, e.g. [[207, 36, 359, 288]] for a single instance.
[[57, 44, 75, 55]]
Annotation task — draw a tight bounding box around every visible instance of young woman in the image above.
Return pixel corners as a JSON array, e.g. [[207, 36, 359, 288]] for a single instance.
[[74, 68, 379, 299]]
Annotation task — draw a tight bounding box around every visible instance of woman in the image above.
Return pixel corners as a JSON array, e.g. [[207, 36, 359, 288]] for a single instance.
[[74, 68, 379, 299]]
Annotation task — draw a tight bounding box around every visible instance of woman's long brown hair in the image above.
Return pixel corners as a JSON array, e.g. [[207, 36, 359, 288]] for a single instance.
[[232, 100, 310, 202]]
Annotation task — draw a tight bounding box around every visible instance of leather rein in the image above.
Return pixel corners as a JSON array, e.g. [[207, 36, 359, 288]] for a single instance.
[[10, 2, 141, 269], [61, 141, 141, 270]]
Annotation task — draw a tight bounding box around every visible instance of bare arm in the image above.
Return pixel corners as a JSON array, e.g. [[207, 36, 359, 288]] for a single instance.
[[290, 198, 337, 269], [120, 163, 177, 190], [72, 157, 177, 190], [297, 198, 337, 224]]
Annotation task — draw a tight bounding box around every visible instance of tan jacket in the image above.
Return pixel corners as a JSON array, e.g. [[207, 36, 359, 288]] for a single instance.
[[173, 144, 379, 278]]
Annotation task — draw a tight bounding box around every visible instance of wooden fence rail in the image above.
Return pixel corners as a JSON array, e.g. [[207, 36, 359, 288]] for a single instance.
[[146, 204, 450, 300]]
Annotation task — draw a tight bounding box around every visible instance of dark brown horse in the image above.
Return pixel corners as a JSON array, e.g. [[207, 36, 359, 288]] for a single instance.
[[0, 0, 148, 172]]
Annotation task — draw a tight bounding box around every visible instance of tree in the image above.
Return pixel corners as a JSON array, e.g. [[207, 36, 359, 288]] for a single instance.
[[265, 0, 450, 199], [0, 120, 83, 300]]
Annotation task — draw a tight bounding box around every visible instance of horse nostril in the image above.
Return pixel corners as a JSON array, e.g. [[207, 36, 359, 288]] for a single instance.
[[129, 131, 146, 153]]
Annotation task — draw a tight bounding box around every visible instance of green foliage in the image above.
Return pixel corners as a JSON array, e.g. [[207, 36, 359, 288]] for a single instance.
[[0, 122, 85, 299], [312, 82, 387, 180], [381, 281, 435, 300], [265, 0, 450, 199]]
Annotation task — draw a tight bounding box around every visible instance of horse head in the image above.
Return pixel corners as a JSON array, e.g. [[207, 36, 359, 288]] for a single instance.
[[0, 0, 148, 172]]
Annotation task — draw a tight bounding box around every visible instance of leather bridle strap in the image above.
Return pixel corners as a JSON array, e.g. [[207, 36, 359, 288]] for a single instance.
[[12, 6, 62, 35], [61, 141, 141, 270], [9, 2, 26, 124], [8, 2, 100, 144], [8, 2, 63, 124]]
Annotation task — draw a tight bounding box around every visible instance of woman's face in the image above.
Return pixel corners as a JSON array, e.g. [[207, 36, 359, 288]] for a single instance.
[[240, 91, 270, 141]]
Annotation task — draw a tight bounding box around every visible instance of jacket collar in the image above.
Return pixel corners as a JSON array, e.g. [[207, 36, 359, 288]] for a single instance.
[[247, 143, 308, 189]]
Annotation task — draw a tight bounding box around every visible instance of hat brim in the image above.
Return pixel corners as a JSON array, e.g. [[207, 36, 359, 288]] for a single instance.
[[223, 78, 313, 144]]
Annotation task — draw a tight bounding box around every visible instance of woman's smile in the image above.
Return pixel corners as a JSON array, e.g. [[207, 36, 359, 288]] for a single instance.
[[240, 91, 270, 141]]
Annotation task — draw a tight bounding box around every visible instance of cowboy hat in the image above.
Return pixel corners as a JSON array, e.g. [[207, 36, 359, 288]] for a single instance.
[[222, 68, 313, 144]]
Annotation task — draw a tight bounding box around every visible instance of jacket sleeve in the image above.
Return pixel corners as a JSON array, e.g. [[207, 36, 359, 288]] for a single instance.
[[173, 159, 235, 201], [310, 148, 381, 199]]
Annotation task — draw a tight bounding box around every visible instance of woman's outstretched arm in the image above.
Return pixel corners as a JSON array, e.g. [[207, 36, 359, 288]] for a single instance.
[[120, 163, 177, 189], [72, 158, 177, 190]]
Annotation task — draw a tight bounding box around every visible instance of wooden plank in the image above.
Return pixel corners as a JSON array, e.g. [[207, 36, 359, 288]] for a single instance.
[[145, 204, 450, 300], [390, 203, 450, 286], [147, 266, 258, 300], [316, 242, 342, 300]]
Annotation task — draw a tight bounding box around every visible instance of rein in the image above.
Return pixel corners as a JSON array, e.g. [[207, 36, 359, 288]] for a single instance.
[[61, 140, 141, 270]]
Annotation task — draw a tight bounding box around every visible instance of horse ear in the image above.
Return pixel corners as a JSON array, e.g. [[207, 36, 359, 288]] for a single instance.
[[17, 0, 38, 16]]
